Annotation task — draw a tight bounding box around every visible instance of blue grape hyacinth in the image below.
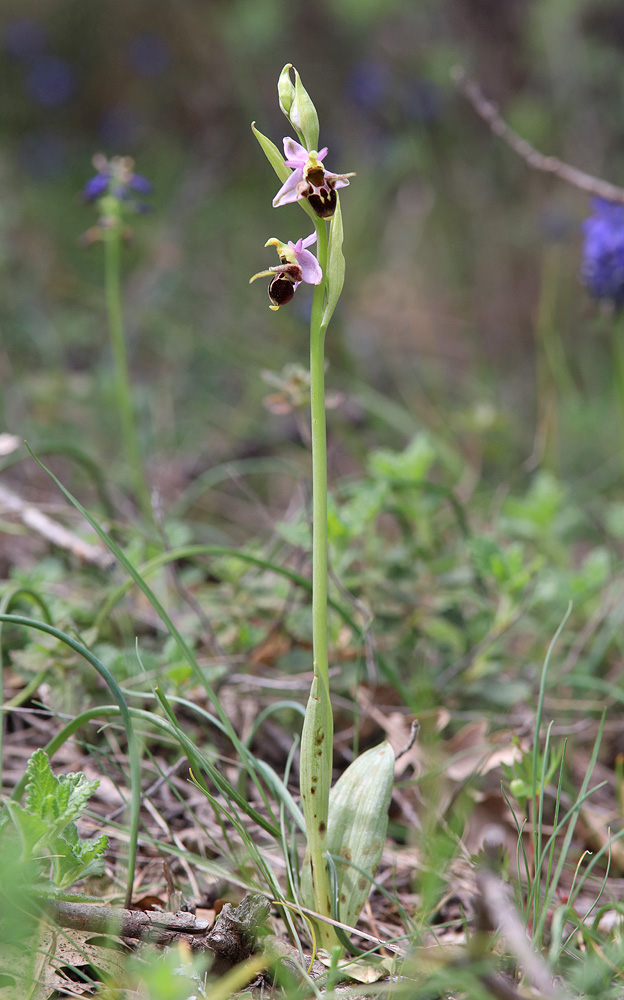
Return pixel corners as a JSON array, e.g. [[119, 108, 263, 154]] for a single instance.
[[581, 197, 624, 305], [83, 154, 152, 209]]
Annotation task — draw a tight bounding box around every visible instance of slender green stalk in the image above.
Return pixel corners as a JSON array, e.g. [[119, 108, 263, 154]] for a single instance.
[[611, 310, 624, 471], [104, 223, 152, 523], [310, 219, 330, 693], [299, 219, 340, 950]]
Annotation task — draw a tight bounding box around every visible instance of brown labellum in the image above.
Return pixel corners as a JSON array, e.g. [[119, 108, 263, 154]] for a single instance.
[[268, 274, 296, 308]]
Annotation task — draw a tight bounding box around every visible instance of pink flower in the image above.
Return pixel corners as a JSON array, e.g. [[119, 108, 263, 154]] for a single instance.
[[273, 138, 354, 219], [249, 232, 322, 310]]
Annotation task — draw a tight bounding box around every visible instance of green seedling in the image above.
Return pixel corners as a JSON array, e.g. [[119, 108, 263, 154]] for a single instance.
[[0, 748, 107, 894]]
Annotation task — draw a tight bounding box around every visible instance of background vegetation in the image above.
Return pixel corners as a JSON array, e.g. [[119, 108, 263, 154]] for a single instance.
[[4, 0, 624, 997]]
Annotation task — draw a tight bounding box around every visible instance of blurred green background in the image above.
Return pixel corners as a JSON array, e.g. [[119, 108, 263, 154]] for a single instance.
[[1, 0, 622, 498]]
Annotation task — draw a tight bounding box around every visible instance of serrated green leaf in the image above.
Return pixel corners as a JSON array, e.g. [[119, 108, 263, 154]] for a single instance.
[[24, 748, 58, 818], [54, 828, 108, 886], [54, 771, 100, 827], [3, 801, 49, 853], [322, 197, 345, 329], [251, 123, 289, 183]]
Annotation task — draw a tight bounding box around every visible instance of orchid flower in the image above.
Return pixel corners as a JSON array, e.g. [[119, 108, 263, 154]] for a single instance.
[[273, 138, 355, 219], [249, 232, 322, 310]]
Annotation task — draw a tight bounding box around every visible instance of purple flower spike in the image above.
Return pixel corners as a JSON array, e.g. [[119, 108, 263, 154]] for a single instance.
[[582, 198, 624, 305], [129, 173, 153, 195], [273, 137, 354, 219], [82, 154, 152, 212], [83, 171, 110, 202]]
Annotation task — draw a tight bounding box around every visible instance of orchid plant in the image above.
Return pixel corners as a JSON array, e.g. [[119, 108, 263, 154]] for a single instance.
[[251, 65, 395, 954]]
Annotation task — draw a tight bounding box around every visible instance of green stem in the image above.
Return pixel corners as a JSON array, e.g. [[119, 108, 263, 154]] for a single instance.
[[104, 224, 152, 523], [310, 219, 330, 693], [299, 219, 340, 950], [612, 311, 624, 470]]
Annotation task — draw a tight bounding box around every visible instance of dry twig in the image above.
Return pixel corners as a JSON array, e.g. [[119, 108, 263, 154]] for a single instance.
[[0, 481, 114, 570], [453, 66, 624, 205]]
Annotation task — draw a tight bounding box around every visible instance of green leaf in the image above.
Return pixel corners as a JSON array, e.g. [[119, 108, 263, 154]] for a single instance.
[[54, 771, 100, 827], [368, 434, 436, 483], [3, 801, 49, 853], [322, 197, 345, 328], [251, 123, 289, 183], [25, 749, 100, 832], [325, 741, 395, 928], [24, 748, 58, 818], [54, 827, 108, 887], [5, 749, 107, 890]]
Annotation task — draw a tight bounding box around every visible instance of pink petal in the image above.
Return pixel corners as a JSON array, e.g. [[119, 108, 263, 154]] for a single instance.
[[282, 137, 308, 164], [289, 238, 304, 253], [296, 248, 323, 285], [317, 147, 328, 161], [300, 232, 317, 249], [324, 171, 351, 190], [273, 168, 304, 207]]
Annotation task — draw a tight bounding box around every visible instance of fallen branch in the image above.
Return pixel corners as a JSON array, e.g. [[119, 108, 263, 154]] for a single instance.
[[0, 481, 114, 570], [49, 893, 270, 976], [453, 66, 624, 206]]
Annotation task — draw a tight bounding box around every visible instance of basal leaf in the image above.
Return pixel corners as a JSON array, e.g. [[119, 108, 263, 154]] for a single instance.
[[325, 741, 395, 928]]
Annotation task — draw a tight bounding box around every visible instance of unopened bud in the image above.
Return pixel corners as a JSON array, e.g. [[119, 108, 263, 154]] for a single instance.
[[277, 63, 295, 119], [277, 64, 319, 151]]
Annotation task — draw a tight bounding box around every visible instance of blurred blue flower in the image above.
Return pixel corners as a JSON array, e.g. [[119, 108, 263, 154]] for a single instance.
[[401, 78, 441, 125], [582, 198, 624, 304], [4, 17, 46, 60], [26, 55, 75, 107], [83, 154, 152, 209], [346, 61, 392, 111], [127, 34, 170, 77], [99, 106, 143, 148], [19, 131, 66, 179]]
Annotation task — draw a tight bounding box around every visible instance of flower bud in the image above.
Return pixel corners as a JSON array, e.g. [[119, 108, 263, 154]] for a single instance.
[[277, 64, 319, 151], [277, 63, 295, 119]]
